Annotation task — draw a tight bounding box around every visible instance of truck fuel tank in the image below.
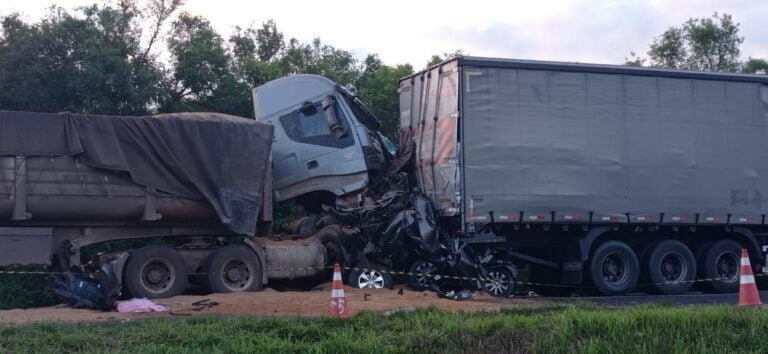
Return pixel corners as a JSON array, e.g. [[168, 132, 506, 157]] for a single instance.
[[253, 236, 327, 279]]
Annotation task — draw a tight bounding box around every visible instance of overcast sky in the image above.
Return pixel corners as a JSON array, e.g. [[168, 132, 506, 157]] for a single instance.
[[4, 0, 768, 68]]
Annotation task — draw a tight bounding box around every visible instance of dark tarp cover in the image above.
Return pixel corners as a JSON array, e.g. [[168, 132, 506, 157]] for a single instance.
[[0, 110, 274, 235]]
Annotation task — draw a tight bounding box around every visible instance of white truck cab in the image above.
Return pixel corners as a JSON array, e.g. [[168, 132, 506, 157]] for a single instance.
[[254, 75, 391, 208]]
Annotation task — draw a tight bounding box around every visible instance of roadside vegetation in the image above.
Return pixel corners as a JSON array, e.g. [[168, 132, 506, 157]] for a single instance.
[[2, 304, 767, 353], [0, 271, 58, 310]]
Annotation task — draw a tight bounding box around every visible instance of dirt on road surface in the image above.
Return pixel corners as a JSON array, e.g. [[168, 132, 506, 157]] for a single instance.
[[0, 284, 544, 325]]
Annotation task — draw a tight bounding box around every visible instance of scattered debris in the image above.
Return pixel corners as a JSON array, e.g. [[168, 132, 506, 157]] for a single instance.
[[433, 287, 474, 301], [384, 307, 417, 316], [191, 299, 219, 311], [169, 311, 192, 317], [117, 298, 168, 313], [52, 262, 120, 311]]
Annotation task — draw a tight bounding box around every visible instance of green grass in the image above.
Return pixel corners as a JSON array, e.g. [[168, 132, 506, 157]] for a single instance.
[[0, 271, 58, 310], [2, 304, 768, 353]]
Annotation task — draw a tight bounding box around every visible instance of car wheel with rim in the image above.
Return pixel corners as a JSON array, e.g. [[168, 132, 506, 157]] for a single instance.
[[408, 260, 438, 291], [348, 267, 393, 289], [482, 267, 516, 298]]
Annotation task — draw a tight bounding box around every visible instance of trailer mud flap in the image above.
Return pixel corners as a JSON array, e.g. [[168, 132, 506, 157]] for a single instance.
[[562, 239, 585, 284], [562, 262, 583, 284]]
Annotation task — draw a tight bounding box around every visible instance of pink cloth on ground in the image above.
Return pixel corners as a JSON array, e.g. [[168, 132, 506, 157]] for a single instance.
[[117, 298, 168, 313]]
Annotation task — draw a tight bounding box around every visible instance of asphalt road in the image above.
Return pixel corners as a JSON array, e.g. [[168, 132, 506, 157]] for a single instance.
[[542, 291, 768, 306]]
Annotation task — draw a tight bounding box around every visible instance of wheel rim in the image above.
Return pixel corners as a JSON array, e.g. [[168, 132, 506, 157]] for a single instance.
[[601, 252, 629, 286], [358, 270, 385, 288], [715, 251, 739, 282], [220, 258, 253, 291], [140, 257, 175, 294], [413, 262, 438, 288], [483, 271, 511, 296], [659, 252, 686, 282]]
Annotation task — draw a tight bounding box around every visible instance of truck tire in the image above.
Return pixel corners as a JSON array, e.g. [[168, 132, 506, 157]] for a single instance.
[[124, 245, 188, 299], [317, 225, 343, 266], [645, 240, 696, 294], [589, 241, 639, 296], [348, 267, 393, 289], [697, 239, 741, 293], [202, 245, 264, 293]]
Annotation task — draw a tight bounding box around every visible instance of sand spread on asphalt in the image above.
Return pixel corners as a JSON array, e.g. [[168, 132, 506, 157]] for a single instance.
[[0, 284, 543, 325]]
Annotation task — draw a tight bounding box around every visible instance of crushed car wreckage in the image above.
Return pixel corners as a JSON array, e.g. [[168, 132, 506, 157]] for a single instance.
[[299, 141, 519, 298]]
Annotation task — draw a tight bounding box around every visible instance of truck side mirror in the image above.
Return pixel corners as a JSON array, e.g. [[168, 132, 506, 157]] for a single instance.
[[322, 96, 347, 138]]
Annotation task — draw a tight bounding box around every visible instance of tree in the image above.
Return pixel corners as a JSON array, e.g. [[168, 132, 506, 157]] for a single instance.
[[623, 52, 646, 67], [648, 27, 687, 69], [161, 13, 251, 116], [1, 3, 413, 129], [426, 49, 465, 67], [354, 54, 413, 140], [0, 1, 182, 115], [138, 0, 185, 62], [744, 58, 768, 74], [228, 24, 281, 89], [632, 13, 744, 72], [277, 37, 359, 87], [166, 14, 229, 98], [683, 13, 743, 71], [256, 19, 283, 62]]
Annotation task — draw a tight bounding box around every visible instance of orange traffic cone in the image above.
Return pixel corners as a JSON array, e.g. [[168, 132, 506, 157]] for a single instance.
[[739, 248, 761, 306], [328, 263, 349, 318]]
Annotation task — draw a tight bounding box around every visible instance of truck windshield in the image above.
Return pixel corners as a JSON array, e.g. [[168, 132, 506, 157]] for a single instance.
[[344, 95, 382, 131]]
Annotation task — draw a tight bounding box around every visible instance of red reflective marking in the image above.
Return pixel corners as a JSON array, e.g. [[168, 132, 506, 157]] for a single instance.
[[433, 117, 457, 164]]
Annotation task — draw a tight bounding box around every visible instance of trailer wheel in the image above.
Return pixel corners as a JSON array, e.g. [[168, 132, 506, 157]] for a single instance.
[[589, 241, 639, 296], [202, 245, 263, 293], [645, 240, 696, 294], [697, 239, 741, 293], [124, 245, 187, 299], [407, 260, 438, 291]]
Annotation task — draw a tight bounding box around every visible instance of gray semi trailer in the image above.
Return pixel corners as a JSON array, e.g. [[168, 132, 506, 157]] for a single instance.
[[0, 74, 391, 298], [398, 56, 768, 295]]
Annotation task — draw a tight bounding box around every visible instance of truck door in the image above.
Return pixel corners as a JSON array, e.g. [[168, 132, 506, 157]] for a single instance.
[[276, 95, 356, 181]]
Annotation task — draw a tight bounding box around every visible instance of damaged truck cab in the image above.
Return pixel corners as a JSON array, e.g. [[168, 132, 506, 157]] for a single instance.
[[254, 74, 390, 209]]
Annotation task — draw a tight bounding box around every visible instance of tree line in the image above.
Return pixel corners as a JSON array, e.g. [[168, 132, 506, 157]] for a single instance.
[[1, 3, 765, 143], [0, 0, 413, 140], [625, 12, 767, 74]]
